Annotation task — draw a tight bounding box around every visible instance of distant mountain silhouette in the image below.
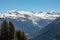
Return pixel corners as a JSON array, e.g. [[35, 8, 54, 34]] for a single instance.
[[33, 17, 60, 40]]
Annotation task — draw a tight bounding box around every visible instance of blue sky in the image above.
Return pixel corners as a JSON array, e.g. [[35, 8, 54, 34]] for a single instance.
[[0, 0, 60, 13]]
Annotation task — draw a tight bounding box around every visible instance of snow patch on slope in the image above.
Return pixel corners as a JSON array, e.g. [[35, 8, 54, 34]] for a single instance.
[[0, 10, 60, 36]]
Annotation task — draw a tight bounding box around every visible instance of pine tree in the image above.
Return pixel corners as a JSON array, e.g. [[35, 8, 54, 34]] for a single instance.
[[21, 31, 27, 40], [15, 30, 22, 40], [14, 30, 28, 40], [8, 21, 15, 40], [14, 30, 17, 40], [1, 20, 8, 40], [0, 24, 1, 40]]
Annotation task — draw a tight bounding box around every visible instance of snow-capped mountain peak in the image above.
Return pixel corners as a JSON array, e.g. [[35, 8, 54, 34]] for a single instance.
[[0, 10, 60, 36]]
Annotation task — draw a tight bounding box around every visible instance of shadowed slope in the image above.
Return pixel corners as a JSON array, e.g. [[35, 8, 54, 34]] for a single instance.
[[33, 17, 60, 40]]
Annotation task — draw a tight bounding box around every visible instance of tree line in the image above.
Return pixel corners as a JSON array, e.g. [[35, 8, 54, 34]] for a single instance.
[[0, 20, 28, 40]]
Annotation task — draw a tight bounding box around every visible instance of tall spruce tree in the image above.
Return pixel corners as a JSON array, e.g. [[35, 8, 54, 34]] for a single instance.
[[14, 30, 28, 40], [8, 21, 15, 40], [15, 30, 22, 40], [1, 20, 8, 40], [0, 25, 1, 39], [22, 31, 27, 40]]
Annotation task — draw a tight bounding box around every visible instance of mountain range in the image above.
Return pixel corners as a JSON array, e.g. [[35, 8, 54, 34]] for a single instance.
[[32, 17, 60, 40], [0, 10, 60, 39]]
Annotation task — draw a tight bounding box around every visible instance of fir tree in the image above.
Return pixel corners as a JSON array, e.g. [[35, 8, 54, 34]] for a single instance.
[[8, 21, 15, 40], [14, 30, 28, 40], [0, 25, 1, 39], [15, 30, 22, 40], [21, 31, 27, 40], [1, 20, 8, 40]]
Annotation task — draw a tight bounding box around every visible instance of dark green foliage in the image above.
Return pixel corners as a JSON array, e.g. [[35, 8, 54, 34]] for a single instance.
[[21, 31, 27, 40], [0, 20, 28, 40], [1, 20, 8, 40], [8, 21, 15, 40], [15, 30, 22, 40], [0, 23, 1, 40], [14, 30, 28, 40]]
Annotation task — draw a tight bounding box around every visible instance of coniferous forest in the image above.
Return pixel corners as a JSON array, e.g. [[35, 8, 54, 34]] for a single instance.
[[0, 20, 28, 40]]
